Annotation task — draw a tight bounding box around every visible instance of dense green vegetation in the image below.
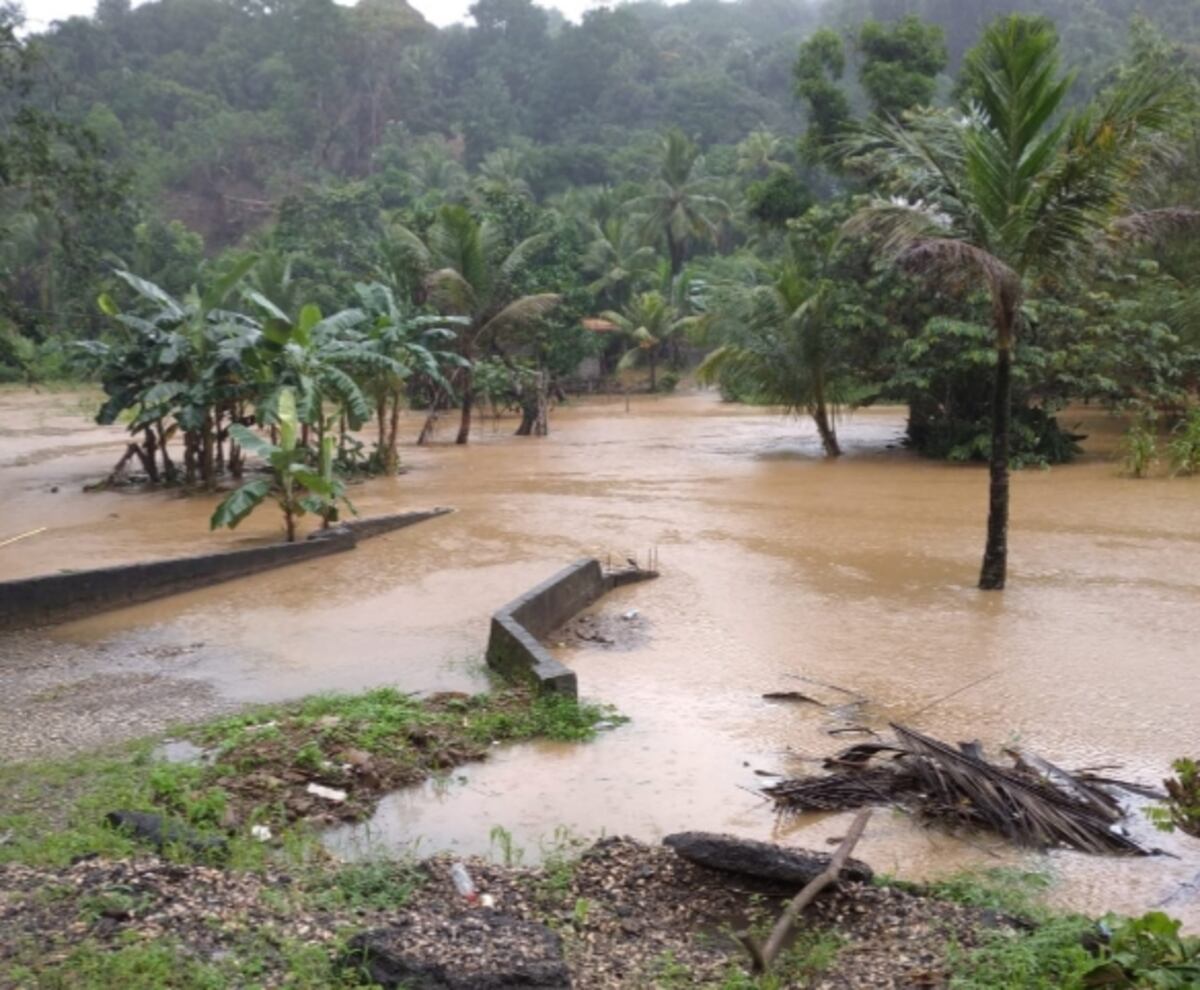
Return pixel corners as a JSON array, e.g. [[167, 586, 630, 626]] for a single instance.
[[4, 0, 1200, 584]]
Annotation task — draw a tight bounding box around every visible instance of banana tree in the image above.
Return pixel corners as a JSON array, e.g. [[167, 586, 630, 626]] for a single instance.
[[88, 258, 259, 489], [210, 388, 352, 542], [244, 293, 374, 455], [353, 282, 466, 473]]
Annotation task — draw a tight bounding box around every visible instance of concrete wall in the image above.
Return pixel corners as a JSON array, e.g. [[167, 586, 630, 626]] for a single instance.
[[485, 558, 657, 698], [342, 507, 452, 541], [0, 509, 451, 631]]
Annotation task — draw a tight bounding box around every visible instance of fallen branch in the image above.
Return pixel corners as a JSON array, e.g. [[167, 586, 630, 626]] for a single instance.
[[0, 526, 46, 550], [738, 809, 872, 975]]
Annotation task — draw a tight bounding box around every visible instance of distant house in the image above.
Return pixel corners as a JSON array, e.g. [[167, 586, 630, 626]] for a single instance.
[[576, 317, 622, 382]]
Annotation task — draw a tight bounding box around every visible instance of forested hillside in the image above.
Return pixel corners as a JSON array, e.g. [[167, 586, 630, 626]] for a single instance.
[[3, 0, 1200, 499]]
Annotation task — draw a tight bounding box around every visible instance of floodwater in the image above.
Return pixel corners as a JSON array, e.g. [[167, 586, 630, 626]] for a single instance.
[[2, 386, 1199, 926]]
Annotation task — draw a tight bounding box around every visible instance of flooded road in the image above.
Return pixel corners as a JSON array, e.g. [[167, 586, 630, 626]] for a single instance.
[[2, 386, 1199, 924]]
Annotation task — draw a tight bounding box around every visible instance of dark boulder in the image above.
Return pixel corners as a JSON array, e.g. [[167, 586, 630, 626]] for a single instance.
[[104, 810, 227, 857], [662, 831, 872, 885], [345, 910, 571, 989]]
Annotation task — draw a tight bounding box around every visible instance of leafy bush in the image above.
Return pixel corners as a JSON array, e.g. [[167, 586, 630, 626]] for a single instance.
[[1120, 414, 1159, 478], [1146, 758, 1200, 837], [1167, 409, 1200, 477], [1084, 912, 1200, 988]]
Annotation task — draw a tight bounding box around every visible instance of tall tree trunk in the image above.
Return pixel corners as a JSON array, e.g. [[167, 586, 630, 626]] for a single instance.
[[201, 415, 216, 491], [979, 296, 1018, 591], [811, 370, 841, 457], [184, 431, 197, 485], [667, 232, 685, 278], [157, 421, 176, 483], [533, 370, 549, 436], [215, 409, 225, 473], [387, 392, 401, 469], [456, 367, 473, 445], [812, 406, 841, 458], [142, 429, 160, 483]]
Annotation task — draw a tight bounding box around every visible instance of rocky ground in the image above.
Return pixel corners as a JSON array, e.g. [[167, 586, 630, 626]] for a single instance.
[[0, 836, 1025, 989]]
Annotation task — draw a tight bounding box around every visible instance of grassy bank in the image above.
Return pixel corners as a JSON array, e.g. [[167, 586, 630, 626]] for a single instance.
[[0, 685, 620, 871], [0, 687, 1195, 989]]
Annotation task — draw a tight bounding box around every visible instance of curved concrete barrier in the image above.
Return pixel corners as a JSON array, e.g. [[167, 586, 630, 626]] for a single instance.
[[486, 558, 657, 698], [0, 508, 452, 631]]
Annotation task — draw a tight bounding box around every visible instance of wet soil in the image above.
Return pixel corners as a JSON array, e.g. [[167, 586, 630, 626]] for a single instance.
[[0, 633, 234, 764], [2, 387, 1198, 925], [0, 838, 1025, 989]]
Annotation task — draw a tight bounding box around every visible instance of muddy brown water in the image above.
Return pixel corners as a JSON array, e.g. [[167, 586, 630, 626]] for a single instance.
[[2, 386, 1198, 926]]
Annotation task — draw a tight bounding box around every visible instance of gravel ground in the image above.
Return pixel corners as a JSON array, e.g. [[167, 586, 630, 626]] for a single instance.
[[0, 632, 235, 764], [0, 837, 1021, 988]]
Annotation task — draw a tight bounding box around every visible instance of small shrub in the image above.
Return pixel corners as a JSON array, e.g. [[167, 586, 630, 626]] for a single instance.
[[1120, 414, 1158, 478], [1084, 911, 1200, 988], [1146, 758, 1200, 837], [1167, 408, 1200, 477]]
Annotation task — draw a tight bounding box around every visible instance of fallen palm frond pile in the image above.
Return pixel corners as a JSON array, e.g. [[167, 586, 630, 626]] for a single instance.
[[765, 723, 1165, 855]]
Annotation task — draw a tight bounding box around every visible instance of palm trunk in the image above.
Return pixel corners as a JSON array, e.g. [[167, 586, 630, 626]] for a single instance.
[[648, 351, 658, 392], [667, 233, 685, 279], [456, 367, 473, 445], [811, 370, 841, 458], [812, 406, 841, 458], [979, 338, 1013, 590]]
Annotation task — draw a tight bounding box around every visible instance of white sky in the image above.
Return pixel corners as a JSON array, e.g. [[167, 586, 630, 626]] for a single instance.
[[18, 0, 620, 32]]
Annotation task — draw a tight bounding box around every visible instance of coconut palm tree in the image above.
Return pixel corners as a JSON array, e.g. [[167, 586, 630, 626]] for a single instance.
[[583, 216, 658, 307], [389, 204, 560, 443], [736, 129, 788, 178], [629, 129, 730, 278], [601, 290, 700, 392], [697, 259, 846, 458], [848, 16, 1189, 589]]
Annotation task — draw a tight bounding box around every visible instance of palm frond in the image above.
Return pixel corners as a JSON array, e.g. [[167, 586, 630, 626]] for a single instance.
[[477, 293, 561, 344]]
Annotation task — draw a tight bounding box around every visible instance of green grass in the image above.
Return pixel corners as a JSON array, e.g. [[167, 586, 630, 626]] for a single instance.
[[4, 933, 377, 989], [648, 930, 843, 989], [927, 868, 1097, 990], [0, 685, 622, 870]]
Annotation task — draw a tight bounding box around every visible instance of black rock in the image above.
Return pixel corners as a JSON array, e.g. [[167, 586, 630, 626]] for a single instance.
[[104, 810, 227, 856], [345, 911, 571, 989], [662, 831, 873, 886]]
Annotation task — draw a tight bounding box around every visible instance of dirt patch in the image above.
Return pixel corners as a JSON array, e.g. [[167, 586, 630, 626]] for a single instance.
[[0, 838, 1025, 989], [0, 633, 235, 765]]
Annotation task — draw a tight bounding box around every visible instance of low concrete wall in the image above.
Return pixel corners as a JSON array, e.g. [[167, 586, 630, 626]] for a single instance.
[[0, 508, 451, 631], [486, 558, 657, 698], [341, 507, 452, 541]]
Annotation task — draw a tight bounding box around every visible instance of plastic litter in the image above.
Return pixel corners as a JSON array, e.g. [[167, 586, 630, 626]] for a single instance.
[[306, 783, 347, 803], [450, 862, 479, 905]]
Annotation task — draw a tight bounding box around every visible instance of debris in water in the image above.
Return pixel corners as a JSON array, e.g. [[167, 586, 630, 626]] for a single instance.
[[621, 609, 640, 621], [762, 691, 823, 705], [765, 723, 1157, 855]]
